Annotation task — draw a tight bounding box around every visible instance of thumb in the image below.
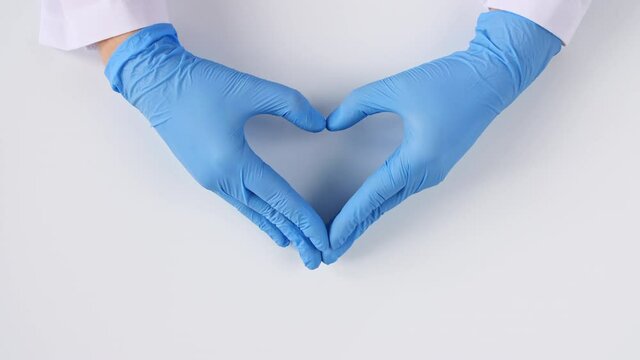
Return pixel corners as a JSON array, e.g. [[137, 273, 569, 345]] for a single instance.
[[251, 79, 325, 133], [327, 81, 395, 132]]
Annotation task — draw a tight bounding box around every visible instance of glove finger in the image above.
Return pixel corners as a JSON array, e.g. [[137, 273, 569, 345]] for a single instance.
[[323, 191, 405, 265], [244, 155, 330, 253], [243, 190, 322, 270], [222, 193, 290, 248], [251, 79, 325, 133], [327, 80, 396, 132], [329, 150, 408, 249]]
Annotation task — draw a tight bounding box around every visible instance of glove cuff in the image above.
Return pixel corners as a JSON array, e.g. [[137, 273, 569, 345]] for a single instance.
[[104, 23, 180, 95], [472, 11, 562, 94]]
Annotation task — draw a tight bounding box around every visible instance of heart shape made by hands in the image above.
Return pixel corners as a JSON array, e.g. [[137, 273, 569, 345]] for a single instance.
[[109, 11, 562, 268]]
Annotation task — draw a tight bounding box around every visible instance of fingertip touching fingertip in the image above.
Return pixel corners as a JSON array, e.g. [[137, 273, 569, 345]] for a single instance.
[[325, 118, 343, 132], [329, 229, 347, 249], [326, 110, 353, 132], [309, 111, 328, 133], [322, 254, 337, 265], [312, 235, 331, 253]]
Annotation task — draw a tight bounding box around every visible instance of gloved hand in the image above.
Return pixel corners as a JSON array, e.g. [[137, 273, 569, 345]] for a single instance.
[[105, 24, 329, 269], [323, 11, 562, 264]]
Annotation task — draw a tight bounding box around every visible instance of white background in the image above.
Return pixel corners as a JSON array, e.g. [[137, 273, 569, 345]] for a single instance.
[[2, 1, 640, 359]]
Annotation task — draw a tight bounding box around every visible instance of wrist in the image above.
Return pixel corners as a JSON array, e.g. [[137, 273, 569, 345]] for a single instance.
[[471, 11, 562, 92], [104, 24, 180, 96], [97, 30, 140, 65]]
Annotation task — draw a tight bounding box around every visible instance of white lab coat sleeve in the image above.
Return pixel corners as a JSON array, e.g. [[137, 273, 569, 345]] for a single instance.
[[484, 0, 591, 44], [39, 0, 170, 51]]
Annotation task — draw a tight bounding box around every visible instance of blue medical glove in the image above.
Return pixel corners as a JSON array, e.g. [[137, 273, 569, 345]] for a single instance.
[[323, 11, 562, 263], [105, 24, 329, 269]]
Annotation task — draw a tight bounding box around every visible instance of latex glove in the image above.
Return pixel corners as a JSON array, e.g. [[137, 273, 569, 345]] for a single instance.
[[105, 24, 329, 269], [323, 11, 562, 263]]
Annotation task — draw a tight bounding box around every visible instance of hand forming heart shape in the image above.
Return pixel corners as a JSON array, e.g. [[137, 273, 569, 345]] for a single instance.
[[107, 12, 562, 269]]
